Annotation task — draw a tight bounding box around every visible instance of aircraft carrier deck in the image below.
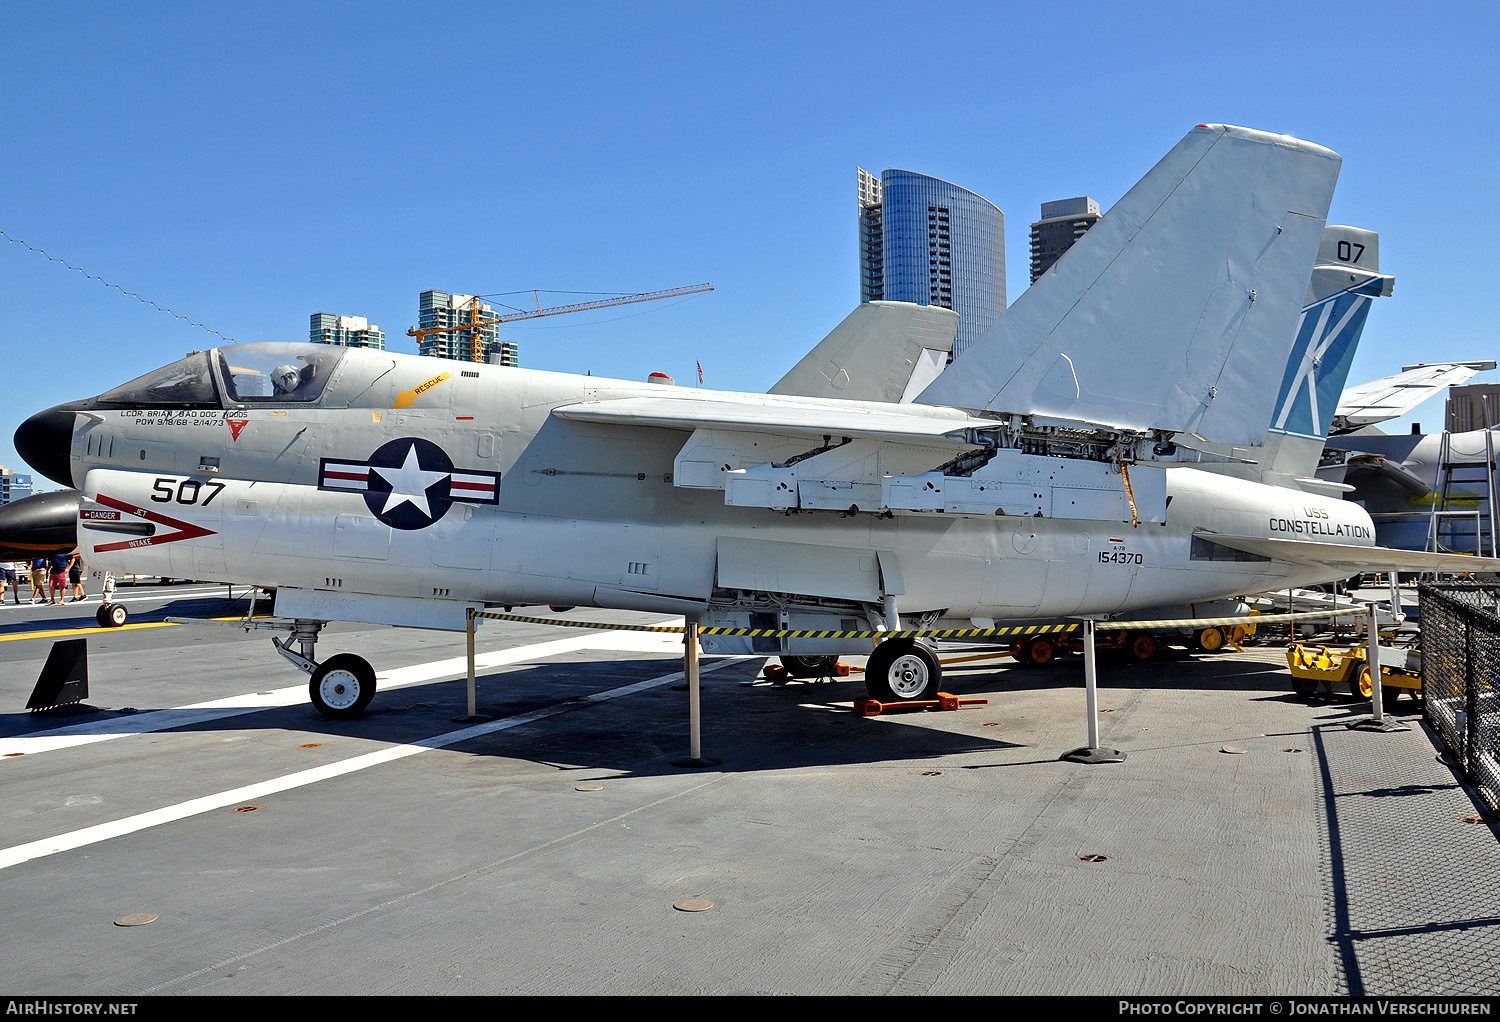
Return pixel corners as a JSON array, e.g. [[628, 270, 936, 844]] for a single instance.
[[1, 583, 1497, 998]]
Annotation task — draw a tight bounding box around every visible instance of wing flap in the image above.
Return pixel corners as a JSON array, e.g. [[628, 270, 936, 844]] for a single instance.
[[1335, 361, 1497, 429]]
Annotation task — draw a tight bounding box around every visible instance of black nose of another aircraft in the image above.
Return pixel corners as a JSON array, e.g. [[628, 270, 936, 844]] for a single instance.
[[0, 489, 81, 559], [15, 404, 81, 488]]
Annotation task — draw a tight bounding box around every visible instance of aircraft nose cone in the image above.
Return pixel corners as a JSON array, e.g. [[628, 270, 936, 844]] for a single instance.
[[0, 489, 80, 560], [14, 404, 80, 487]]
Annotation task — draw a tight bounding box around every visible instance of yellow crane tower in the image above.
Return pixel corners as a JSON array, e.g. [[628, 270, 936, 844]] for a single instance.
[[406, 282, 714, 363]]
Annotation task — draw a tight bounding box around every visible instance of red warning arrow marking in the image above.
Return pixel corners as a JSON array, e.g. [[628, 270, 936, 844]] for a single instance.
[[89, 494, 217, 553]]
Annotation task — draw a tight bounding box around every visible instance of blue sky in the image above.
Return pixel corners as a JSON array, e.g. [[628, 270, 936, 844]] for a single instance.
[[2, 1, 1496, 486]]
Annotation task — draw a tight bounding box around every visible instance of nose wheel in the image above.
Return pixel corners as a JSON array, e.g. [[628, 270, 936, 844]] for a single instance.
[[95, 602, 128, 628]]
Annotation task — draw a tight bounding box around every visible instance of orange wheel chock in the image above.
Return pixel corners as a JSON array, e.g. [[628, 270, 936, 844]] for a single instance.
[[853, 693, 989, 717]]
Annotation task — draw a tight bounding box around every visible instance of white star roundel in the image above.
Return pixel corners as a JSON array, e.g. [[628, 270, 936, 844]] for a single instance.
[[319, 438, 500, 530]]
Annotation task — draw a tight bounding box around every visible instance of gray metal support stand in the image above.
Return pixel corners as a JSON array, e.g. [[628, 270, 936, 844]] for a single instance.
[[454, 608, 491, 723], [673, 621, 720, 767], [1349, 607, 1410, 733], [1060, 619, 1126, 763]]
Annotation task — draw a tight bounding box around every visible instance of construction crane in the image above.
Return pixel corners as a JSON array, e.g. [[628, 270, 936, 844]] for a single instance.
[[406, 283, 714, 363]]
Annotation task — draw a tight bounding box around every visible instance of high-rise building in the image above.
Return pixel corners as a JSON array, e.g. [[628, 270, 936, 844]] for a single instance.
[[309, 313, 386, 350], [1029, 196, 1102, 283], [417, 291, 519, 366], [858, 168, 1005, 357], [1, 466, 33, 506]]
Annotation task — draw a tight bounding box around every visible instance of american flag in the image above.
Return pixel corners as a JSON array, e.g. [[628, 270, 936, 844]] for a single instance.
[[696, 360, 703, 384]]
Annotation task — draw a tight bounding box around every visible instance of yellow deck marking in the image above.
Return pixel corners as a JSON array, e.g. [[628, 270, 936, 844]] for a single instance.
[[0, 614, 271, 644]]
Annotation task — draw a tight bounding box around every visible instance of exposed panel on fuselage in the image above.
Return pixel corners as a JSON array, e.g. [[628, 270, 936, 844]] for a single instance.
[[716, 537, 883, 603]]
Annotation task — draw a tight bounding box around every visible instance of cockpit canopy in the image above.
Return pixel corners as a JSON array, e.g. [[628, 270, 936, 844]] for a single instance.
[[96, 343, 346, 408]]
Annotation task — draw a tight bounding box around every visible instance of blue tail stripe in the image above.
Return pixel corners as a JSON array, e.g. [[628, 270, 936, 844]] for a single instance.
[[1268, 282, 1381, 440]]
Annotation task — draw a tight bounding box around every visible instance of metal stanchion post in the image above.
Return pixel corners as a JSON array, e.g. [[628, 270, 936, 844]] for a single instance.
[[453, 607, 491, 723], [672, 620, 719, 767], [1060, 619, 1125, 763], [1349, 607, 1409, 733]]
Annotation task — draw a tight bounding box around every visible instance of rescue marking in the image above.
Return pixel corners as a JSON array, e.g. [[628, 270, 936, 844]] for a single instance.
[[394, 371, 452, 408]]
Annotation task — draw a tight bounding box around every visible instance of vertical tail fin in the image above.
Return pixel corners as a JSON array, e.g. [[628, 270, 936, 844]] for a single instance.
[[1268, 226, 1395, 441], [916, 124, 1341, 446], [1255, 226, 1395, 487]]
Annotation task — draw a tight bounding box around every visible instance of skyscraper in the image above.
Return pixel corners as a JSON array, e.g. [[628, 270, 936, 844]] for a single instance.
[[1029, 196, 1102, 283], [417, 291, 519, 366], [858, 168, 1005, 356], [309, 313, 386, 350]]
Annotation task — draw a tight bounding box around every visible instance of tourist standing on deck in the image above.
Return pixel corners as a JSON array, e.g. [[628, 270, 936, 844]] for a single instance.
[[68, 553, 86, 602], [47, 551, 68, 605]]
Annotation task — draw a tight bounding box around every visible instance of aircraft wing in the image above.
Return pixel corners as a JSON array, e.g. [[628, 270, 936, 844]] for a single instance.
[[1200, 533, 1500, 575], [1335, 361, 1497, 430], [551, 396, 985, 446]]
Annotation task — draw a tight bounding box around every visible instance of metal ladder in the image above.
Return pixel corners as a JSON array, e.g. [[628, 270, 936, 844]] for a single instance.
[[1425, 429, 1498, 556]]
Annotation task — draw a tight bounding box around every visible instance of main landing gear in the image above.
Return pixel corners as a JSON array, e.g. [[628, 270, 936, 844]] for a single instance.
[[272, 619, 377, 720], [863, 638, 942, 702]]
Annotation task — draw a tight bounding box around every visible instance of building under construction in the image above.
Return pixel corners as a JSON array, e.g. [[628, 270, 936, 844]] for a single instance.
[[416, 291, 518, 366], [409, 283, 714, 367]]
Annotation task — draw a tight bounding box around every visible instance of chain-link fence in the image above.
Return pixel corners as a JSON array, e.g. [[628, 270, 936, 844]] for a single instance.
[[1417, 582, 1500, 809]]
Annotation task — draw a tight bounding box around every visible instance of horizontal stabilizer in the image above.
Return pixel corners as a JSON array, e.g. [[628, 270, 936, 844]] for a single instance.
[[1201, 533, 1500, 575], [769, 302, 958, 403], [552, 396, 984, 446], [917, 124, 1341, 445]]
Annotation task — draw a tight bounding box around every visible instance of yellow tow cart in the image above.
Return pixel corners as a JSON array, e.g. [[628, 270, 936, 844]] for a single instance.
[[1286, 642, 1422, 701]]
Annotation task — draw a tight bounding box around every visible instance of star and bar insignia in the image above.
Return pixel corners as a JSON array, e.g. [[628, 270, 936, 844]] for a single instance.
[[319, 437, 499, 531]]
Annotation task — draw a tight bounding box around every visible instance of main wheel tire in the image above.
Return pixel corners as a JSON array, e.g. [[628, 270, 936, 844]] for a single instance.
[[1025, 636, 1058, 665], [863, 639, 941, 702], [96, 603, 128, 628], [1290, 672, 1320, 699], [1355, 666, 1374, 700], [1195, 627, 1225, 653], [1128, 634, 1159, 662], [309, 654, 377, 720], [781, 654, 838, 679]]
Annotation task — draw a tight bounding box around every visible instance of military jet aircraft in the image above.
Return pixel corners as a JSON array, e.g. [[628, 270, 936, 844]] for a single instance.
[[17, 124, 1499, 718], [1316, 362, 1500, 553], [0, 489, 80, 561]]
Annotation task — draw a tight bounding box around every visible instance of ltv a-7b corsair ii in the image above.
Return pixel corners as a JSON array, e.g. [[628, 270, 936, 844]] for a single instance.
[[17, 124, 1497, 718]]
